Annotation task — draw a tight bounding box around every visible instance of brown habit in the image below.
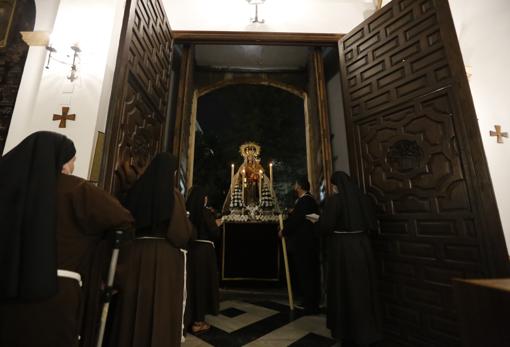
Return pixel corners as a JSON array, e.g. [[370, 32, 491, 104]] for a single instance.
[[109, 189, 194, 347], [0, 174, 134, 347], [186, 208, 220, 324]]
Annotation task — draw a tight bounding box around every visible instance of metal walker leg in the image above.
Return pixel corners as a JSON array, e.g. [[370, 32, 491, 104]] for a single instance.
[[96, 230, 128, 347]]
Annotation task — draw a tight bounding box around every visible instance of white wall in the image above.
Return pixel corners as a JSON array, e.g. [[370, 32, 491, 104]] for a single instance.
[[4, 0, 61, 157], [163, 0, 375, 34], [4, 0, 126, 179], [448, 0, 510, 252]]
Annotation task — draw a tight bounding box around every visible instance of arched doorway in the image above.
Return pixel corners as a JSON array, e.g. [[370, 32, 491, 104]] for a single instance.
[[170, 46, 332, 201], [189, 82, 309, 211], [184, 78, 317, 207]]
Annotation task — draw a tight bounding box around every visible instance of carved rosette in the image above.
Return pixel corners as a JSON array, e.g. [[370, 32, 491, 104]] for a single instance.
[[387, 139, 425, 173]]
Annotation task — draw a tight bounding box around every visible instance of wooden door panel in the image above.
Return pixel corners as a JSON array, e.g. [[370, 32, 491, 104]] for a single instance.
[[101, 0, 172, 192], [339, 0, 509, 345], [116, 81, 163, 171], [360, 90, 469, 209], [343, 3, 453, 121]]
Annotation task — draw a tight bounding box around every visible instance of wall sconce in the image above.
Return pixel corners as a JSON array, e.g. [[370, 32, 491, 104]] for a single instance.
[[246, 0, 266, 24], [45, 42, 81, 82], [45, 45, 57, 69], [68, 44, 81, 82]]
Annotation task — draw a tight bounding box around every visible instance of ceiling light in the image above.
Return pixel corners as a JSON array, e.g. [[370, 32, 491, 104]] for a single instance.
[[246, 0, 266, 24]]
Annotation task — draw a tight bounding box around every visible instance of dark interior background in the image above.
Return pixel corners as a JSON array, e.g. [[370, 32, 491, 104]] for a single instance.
[[193, 84, 307, 212]]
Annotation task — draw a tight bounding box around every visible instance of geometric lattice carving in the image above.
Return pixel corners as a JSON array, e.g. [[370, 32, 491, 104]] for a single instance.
[[361, 91, 470, 215], [116, 84, 162, 172], [103, 0, 172, 192], [338, 0, 508, 345]]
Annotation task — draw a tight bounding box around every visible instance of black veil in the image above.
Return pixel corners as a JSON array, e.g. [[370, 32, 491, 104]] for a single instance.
[[122, 153, 178, 234], [186, 186, 207, 230], [0, 131, 76, 299], [330, 171, 377, 232]]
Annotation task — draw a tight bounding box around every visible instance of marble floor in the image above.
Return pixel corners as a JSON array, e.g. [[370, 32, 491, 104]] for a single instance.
[[182, 296, 337, 347]]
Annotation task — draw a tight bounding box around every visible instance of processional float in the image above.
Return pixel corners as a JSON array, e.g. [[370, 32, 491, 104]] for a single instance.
[[222, 142, 294, 310]]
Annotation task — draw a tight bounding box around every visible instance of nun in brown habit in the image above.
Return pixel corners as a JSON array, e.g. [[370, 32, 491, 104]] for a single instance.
[[109, 153, 194, 347], [0, 131, 134, 347], [319, 171, 382, 346], [185, 186, 221, 334]]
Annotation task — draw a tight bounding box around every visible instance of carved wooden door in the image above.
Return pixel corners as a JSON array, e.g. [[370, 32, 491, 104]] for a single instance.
[[338, 0, 510, 345], [100, 0, 173, 192]]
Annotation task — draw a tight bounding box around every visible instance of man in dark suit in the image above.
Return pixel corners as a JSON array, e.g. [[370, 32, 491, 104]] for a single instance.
[[280, 175, 320, 314]]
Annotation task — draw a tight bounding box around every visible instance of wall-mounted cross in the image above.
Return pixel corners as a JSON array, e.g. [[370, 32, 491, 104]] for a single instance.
[[53, 106, 76, 128], [490, 125, 508, 144]]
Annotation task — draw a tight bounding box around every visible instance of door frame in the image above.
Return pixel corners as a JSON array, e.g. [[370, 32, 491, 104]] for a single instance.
[[185, 77, 313, 193], [172, 30, 343, 46], [172, 32, 337, 197]]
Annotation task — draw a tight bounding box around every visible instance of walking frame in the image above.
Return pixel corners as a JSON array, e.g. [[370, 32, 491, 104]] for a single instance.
[[96, 229, 131, 347], [94, 219, 292, 347]]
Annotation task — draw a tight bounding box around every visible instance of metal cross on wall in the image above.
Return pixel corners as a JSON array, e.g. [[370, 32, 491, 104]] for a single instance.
[[490, 125, 508, 144], [53, 106, 76, 128]]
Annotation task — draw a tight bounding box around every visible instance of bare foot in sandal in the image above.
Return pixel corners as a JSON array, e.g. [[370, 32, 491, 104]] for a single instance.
[[191, 322, 210, 334]]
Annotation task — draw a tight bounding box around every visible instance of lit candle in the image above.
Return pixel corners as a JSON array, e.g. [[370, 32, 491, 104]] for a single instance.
[[269, 162, 274, 193], [259, 170, 263, 204], [241, 169, 245, 204], [230, 164, 235, 200]]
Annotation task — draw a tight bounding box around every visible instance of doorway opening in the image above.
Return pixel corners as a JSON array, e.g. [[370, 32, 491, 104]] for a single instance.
[[169, 43, 338, 298], [192, 84, 307, 212], [170, 44, 336, 204]]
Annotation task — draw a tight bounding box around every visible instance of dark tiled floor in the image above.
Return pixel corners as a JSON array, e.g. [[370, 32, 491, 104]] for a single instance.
[[183, 299, 336, 347], [220, 307, 247, 318], [289, 333, 336, 347]]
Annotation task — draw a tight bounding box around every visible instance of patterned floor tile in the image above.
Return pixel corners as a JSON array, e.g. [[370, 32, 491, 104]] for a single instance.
[[220, 307, 247, 318], [205, 300, 279, 334], [288, 333, 336, 347], [245, 314, 332, 346], [182, 333, 214, 346], [188, 300, 337, 347]]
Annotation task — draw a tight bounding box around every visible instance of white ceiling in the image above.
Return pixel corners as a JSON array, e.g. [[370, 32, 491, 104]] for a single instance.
[[172, 0, 394, 70], [163, 0, 382, 34], [194, 45, 310, 70]]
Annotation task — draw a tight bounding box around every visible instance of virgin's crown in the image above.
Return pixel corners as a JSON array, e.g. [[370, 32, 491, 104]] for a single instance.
[[240, 142, 261, 158]]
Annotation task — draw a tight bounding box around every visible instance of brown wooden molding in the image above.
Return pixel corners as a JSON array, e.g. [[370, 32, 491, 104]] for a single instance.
[[312, 49, 333, 195], [172, 30, 344, 46], [197, 77, 306, 98], [172, 45, 194, 157]]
